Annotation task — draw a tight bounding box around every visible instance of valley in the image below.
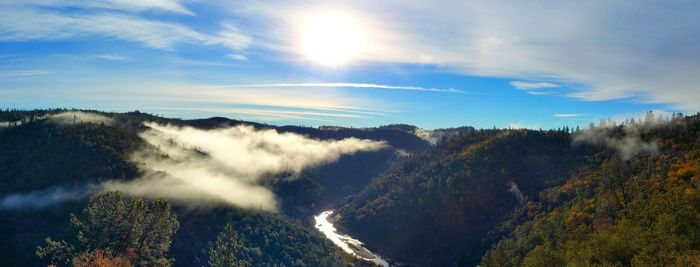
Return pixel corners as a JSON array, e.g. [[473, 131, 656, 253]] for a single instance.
[[1, 109, 699, 266]]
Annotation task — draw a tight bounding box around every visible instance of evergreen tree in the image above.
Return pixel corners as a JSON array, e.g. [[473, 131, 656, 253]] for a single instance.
[[37, 192, 179, 267], [208, 223, 251, 267]]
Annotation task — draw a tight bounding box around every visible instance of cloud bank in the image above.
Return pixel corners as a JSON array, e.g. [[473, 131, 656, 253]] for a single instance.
[[103, 122, 386, 210], [573, 112, 683, 160], [48, 111, 114, 125], [510, 81, 561, 90]]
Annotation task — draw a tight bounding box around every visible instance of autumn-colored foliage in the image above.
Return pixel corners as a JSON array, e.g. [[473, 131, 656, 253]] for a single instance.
[[71, 249, 133, 267], [481, 114, 700, 266]]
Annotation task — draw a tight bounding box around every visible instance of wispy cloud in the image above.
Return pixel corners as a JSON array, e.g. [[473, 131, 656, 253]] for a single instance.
[[554, 113, 585, 118], [4, 81, 389, 123], [216, 108, 368, 119], [0, 2, 250, 52], [28, 0, 195, 15], [525, 91, 556, 95], [151, 107, 373, 122], [510, 81, 561, 90], [96, 54, 128, 61], [235, 82, 465, 93], [162, 84, 381, 113], [226, 53, 248, 61], [210, 23, 252, 51], [0, 186, 96, 210], [0, 69, 52, 77]]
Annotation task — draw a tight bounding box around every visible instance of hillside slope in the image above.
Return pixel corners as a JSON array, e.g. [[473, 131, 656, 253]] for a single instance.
[[481, 115, 700, 266], [338, 128, 593, 266], [338, 114, 700, 266]]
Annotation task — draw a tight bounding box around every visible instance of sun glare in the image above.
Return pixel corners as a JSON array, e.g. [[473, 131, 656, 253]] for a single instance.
[[299, 12, 368, 67]]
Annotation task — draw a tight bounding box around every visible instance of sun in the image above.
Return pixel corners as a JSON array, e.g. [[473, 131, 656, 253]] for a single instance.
[[299, 12, 368, 67]]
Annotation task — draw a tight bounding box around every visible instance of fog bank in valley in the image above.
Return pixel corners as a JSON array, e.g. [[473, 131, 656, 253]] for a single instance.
[[103, 122, 387, 211]]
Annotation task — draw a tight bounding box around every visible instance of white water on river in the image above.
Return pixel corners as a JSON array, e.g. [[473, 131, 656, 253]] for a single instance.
[[314, 210, 389, 267]]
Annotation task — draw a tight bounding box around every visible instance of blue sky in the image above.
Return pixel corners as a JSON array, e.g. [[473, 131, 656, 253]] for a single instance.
[[0, 0, 697, 129]]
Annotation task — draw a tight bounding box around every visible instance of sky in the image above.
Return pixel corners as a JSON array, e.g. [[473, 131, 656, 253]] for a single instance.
[[0, 0, 698, 129]]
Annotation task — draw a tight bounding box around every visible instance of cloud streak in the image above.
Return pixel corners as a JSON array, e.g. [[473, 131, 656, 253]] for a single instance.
[[96, 54, 129, 61], [554, 113, 585, 118], [510, 81, 561, 90], [0, 79, 390, 124], [159, 84, 382, 114], [235, 82, 465, 93], [0, 70, 52, 77], [212, 108, 369, 120], [28, 0, 195, 15]]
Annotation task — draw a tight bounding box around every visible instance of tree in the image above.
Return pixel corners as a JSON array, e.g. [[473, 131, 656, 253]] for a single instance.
[[208, 223, 251, 267], [36, 192, 179, 266]]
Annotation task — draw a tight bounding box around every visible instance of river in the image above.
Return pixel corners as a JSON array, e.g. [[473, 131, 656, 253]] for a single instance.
[[314, 210, 389, 267]]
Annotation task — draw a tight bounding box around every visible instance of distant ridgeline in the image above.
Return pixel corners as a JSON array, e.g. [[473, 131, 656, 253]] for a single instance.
[[337, 112, 700, 266]]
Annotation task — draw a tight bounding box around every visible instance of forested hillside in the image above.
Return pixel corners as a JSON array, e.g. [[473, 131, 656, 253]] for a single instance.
[[0, 109, 427, 266], [337, 113, 700, 266], [481, 115, 700, 266], [337, 128, 593, 266]]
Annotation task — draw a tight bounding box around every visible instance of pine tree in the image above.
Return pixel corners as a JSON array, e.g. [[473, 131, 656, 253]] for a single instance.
[[209, 224, 250, 267], [37, 192, 179, 267]]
